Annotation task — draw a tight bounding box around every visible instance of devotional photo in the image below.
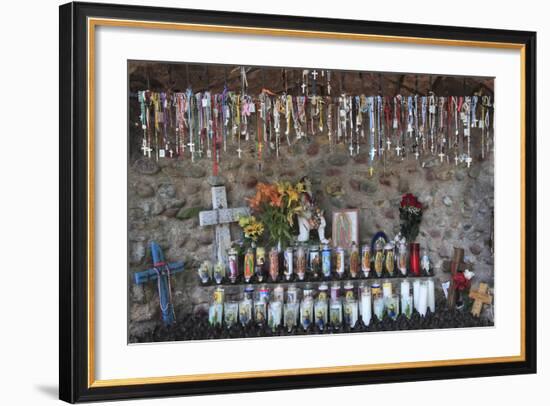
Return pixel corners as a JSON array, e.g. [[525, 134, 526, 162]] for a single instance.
[[127, 62, 495, 343]]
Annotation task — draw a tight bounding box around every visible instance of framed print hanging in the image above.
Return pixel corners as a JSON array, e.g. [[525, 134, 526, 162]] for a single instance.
[[59, 1, 537, 403]]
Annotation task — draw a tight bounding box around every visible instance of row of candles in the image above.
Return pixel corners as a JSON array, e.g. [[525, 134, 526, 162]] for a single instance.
[[208, 278, 436, 331], [199, 241, 430, 285]]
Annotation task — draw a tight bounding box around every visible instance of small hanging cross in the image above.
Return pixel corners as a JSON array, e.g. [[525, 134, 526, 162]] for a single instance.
[[386, 138, 392, 150], [468, 283, 492, 317], [301, 82, 307, 94], [395, 144, 402, 156], [311, 70, 318, 80], [438, 152, 446, 162]]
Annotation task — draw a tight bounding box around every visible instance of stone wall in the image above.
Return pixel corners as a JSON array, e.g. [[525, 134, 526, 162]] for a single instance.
[[127, 63, 494, 341], [128, 137, 494, 341]]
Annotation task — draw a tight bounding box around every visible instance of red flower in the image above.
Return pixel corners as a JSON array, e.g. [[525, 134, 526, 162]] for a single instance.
[[453, 272, 471, 291], [401, 193, 422, 210]]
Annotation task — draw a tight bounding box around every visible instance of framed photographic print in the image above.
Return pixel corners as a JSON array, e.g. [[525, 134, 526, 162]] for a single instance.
[[59, 1, 537, 403]]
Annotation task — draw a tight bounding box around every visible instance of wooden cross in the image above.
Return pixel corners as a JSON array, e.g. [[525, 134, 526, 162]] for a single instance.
[[469, 283, 492, 317], [199, 185, 250, 265], [448, 247, 466, 310]]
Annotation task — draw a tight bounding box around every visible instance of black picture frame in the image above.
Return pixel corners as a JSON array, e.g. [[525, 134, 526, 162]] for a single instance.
[[59, 1, 537, 403]]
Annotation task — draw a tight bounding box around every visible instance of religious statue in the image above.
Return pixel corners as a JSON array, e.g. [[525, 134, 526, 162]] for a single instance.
[[296, 176, 329, 244]]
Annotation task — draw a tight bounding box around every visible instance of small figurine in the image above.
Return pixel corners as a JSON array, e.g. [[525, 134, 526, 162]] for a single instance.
[[296, 176, 329, 244]]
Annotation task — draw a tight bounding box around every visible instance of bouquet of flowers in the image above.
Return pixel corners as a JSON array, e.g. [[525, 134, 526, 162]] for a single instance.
[[239, 181, 305, 248], [399, 193, 423, 242]]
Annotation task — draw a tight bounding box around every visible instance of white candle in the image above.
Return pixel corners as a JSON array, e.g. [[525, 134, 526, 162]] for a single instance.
[[417, 282, 428, 317], [427, 279, 435, 313], [400, 280, 410, 299], [360, 289, 372, 326], [413, 280, 421, 310]]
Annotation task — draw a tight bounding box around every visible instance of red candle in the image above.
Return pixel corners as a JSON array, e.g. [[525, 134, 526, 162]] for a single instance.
[[409, 242, 421, 276]]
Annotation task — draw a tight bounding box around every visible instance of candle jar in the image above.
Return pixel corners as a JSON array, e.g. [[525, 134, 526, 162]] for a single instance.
[[371, 282, 382, 299], [198, 260, 212, 284], [315, 285, 328, 331], [409, 242, 421, 276], [321, 244, 332, 279], [268, 300, 282, 331], [273, 284, 285, 302], [309, 244, 321, 279], [239, 287, 253, 326], [224, 301, 239, 328], [421, 252, 431, 275], [254, 300, 267, 326], [427, 278, 436, 313], [384, 243, 395, 276], [385, 294, 399, 320], [361, 244, 371, 278], [343, 299, 358, 328], [269, 247, 279, 281], [373, 296, 385, 320], [286, 285, 298, 304], [417, 281, 429, 316], [397, 242, 408, 276], [360, 284, 372, 326], [329, 300, 343, 329], [283, 247, 294, 281], [213, 261, 225, 284], [244, 247, 255, 283], [284, 302, 298, 332], [344, 281, 355, 301], [258, 284, 270, 303], [349, 242, 359, 278], [300, 295, 314, 330], [296, 245, 307, 281], [374, 239, 385, 278], [255, 264, 265, 282], [227, 248, 239, 283], [401, 293, 413, 319], [256, 246, 266, 269], [209, 287, 224, 326], [335, 246, 345, 278]]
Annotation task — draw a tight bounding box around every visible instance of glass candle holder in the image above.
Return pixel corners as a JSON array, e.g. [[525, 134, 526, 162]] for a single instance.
[[343, 299, 358, 328], [384, 243, 395, 276], [244, 247, 255, 283], [321, 244, 332, 279], [349, 242, 359, 278], [284, 302, 299, 332], [309, 244, 320, 278], [401, 293, 413, 319], [300, 297, 314, 330], [373, 296, 385, 320], [224, 301, 238, 328], [268, 301, 282, 331], [314, 295, 328, 331], [254, 300, 267, 325], [283, 247, 294, 281], [198, 260, 212, 283], [335, 247, 345, 278], [329, 300, 343, 328], [238, 294, 252, 326], [227, 247, 239, 283], [296, 245, 307, 281], [361, 244, 371, 278], [385, 293, 399, 320], [374, 239, 385, 277], [213, 261, 225, 284], [269, 247, 279, 281], [397, 242, 408, 276]]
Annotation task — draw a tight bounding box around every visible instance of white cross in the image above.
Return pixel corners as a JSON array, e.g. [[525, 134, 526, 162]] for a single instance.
[[414, 150, 420, 160], [386, 138, 392, 150], [301, 83, 307, 94], [395, 145, 402, 156], [199, 186, 250, 265], [465, 156, 473, 168], [369, 147, 376, 161], [236, 147, 243, 159], [349, 143, 354, 156], [187, 141, 195, 162], [311, 70, 318, 80], [454, 155, 459, 166], [169, 149, 174, 158], [439, 152, 446, 162]]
